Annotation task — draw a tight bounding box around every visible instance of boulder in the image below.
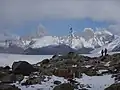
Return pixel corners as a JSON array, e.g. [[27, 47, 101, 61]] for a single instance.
[[105, 83, 120, 90], [53, 69, 73, 79], [53, 83, 74, 90], [3, 66, 11, 70], [54, 81, 61, 85], [12, 61, 36, 76], [84, 69, 98, 76], [52, 55, 59, 59], [41, 59, 50, 64]]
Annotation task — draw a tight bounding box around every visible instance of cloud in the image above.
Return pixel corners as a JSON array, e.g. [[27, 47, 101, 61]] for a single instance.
[[34, 24, 48, 37], [82, 28, 94, 40], [1, 0, 120, 22], [108, 24, 120, 35], [1, 0, 120, 32]]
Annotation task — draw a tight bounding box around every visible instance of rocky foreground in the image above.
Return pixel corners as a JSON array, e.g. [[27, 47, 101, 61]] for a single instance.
[[1, 52, 120, 90]]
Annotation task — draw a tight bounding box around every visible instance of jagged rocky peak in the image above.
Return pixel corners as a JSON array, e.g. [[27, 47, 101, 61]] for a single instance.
[[29, 28, 115, 49], [0, 28, 119, 54], [0, 31, 29, 48]]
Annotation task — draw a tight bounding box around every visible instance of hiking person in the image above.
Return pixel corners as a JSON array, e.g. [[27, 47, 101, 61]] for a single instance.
[[101, 49, 104, 56], [105, 48, 108, 56]]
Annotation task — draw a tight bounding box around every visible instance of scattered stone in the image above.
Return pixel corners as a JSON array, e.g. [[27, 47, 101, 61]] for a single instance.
[[2, 52, 120, 90], [54, 81, 61, 85], [1, 74, 16, 83], [0, 84, 21, 90], [86, 84, 91, 88], [68, 79, 78, 84], [52, 55, 59, 60], [53, 83, 74, 90], [53, 69, 73, 79], [105, 83, 120, 90], [72, 83, 79, 89], [79, 88, 88, 90], [15, 74, 24, 83], [21, 75, 46, 85], [84, 69, 97, 76], [3, 66, 11, 70], [41, 59, 50, 64]]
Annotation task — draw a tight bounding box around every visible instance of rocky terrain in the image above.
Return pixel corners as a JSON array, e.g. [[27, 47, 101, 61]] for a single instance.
[[1, 52, 120, 90]]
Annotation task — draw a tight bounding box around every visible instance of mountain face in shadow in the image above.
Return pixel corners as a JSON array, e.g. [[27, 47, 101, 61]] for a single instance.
[[24, 44, 93, 55], [0, 45, 24, 54], [24, 44, 75, 55]]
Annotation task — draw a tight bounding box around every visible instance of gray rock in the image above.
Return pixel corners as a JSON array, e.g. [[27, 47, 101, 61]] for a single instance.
[[16, 74, 24, 83], [54, 81, 61, 85], [105, 83, 120, 90], [79, 88, 88, 90], [53, 83, 74, 90], [21, 76, 45, 85], [12, 61, 36, 76]]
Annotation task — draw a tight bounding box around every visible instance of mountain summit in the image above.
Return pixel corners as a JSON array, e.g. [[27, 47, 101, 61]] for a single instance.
[[28, 28, 114, 49], [0, 28, 119, 54]]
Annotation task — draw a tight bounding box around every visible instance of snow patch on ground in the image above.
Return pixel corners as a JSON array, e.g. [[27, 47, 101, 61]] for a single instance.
[[97, 70, 108, 74], [76, 74, 115, 90], [13, 74, 115, 90], [104, 61, 111, 67], [84, 65, 92, 68], [15, 75, 68, 90]]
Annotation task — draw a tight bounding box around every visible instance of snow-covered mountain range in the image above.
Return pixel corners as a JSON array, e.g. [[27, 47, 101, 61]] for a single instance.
[[0, 28, 120, 54]]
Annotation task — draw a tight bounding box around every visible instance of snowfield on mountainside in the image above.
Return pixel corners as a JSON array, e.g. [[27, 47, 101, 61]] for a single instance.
[[1, 28, 120, 54]]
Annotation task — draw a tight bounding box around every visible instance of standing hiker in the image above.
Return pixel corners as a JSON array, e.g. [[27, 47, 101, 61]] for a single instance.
[[105, 48, 108, 56], [101, 49, 104, 56]]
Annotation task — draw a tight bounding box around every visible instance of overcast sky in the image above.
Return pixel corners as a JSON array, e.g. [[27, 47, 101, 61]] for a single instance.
[[1, 0, 120, 35]]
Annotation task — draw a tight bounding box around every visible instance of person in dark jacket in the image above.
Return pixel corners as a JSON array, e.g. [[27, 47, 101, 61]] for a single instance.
[[105, 48, 108, 56], [101, 49, 104, 56]]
